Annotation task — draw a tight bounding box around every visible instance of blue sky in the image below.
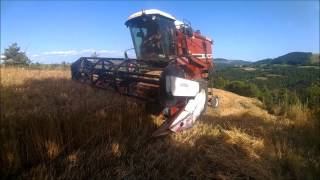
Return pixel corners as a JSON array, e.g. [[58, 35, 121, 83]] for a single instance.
[[1, 0, 319, 63]]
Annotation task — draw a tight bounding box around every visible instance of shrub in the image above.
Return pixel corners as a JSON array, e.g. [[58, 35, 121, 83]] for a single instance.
[[225, 81, 261, 98]]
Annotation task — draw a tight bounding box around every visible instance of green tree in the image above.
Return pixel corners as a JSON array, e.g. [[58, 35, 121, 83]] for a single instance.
[[306, 83, 320, 108], [213, 77, 228, 89], [2, 43, 31, 65]]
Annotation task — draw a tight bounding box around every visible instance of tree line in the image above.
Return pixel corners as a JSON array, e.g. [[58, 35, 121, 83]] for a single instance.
[[1, 43, 97, 67]]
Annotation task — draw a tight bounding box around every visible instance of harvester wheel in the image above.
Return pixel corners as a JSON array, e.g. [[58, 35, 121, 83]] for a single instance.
[[211, 95, 219, 108]]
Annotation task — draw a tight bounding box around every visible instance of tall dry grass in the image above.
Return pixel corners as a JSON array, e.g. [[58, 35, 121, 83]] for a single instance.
[[1, 67, 319, 179], [1, 67, 157, 178]]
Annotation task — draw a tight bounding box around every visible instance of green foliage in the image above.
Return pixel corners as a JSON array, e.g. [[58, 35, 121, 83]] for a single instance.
[[225, 81, 261, 98], [210, 63, 320, 114], [26, 63, 70, 70], [306, 83, 320, 110], [211, 77, 229, 89], [2, 43, 31, 65]]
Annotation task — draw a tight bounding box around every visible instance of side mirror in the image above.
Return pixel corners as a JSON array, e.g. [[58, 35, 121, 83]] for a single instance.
[[124, 48, 135, 60]]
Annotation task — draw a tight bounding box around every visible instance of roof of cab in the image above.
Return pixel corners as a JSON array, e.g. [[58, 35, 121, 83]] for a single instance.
[[127, 9, 176, 21]]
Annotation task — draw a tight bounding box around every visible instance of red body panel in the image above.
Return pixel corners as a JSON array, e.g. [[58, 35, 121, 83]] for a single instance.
[[176, 30, 213, 80]]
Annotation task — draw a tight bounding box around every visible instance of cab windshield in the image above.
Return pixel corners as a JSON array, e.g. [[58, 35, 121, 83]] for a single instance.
[[127, 15, 176, 61]]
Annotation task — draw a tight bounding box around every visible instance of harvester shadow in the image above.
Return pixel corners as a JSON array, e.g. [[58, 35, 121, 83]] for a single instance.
[[2, 78, 274, 179]]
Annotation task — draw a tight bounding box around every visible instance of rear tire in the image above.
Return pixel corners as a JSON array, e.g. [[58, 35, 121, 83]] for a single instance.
[[211, 95, 219, 108]]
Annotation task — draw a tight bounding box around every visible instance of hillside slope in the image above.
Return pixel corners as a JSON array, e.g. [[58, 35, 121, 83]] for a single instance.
[[214, 58, 251, 67], [208, 88, 269, 117], [253, 52, 319, 65], [2, 68, 318, 179]]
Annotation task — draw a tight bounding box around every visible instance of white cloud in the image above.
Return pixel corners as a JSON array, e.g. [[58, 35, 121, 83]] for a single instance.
[[98, 50, 119, 54], [80, 49, 96, 53], [29, 49, 128, 63], [43, 50, 78, 56], [31, 54, 40, 57], [41, 49, 122, 56]]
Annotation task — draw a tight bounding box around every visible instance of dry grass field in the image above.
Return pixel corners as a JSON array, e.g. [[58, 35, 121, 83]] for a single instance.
[[1, 67, 319, 179]]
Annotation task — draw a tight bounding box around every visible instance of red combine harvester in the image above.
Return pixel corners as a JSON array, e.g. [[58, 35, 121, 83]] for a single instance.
[[71, 9, 218, 136]]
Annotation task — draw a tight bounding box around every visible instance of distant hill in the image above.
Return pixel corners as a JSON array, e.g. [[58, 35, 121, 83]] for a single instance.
[[254, 52, 319, 66], [214, 58, 251, 67]]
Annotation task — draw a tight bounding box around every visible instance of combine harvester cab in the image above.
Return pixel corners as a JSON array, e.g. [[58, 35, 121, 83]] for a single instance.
[[71, 9, 217, 136]]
